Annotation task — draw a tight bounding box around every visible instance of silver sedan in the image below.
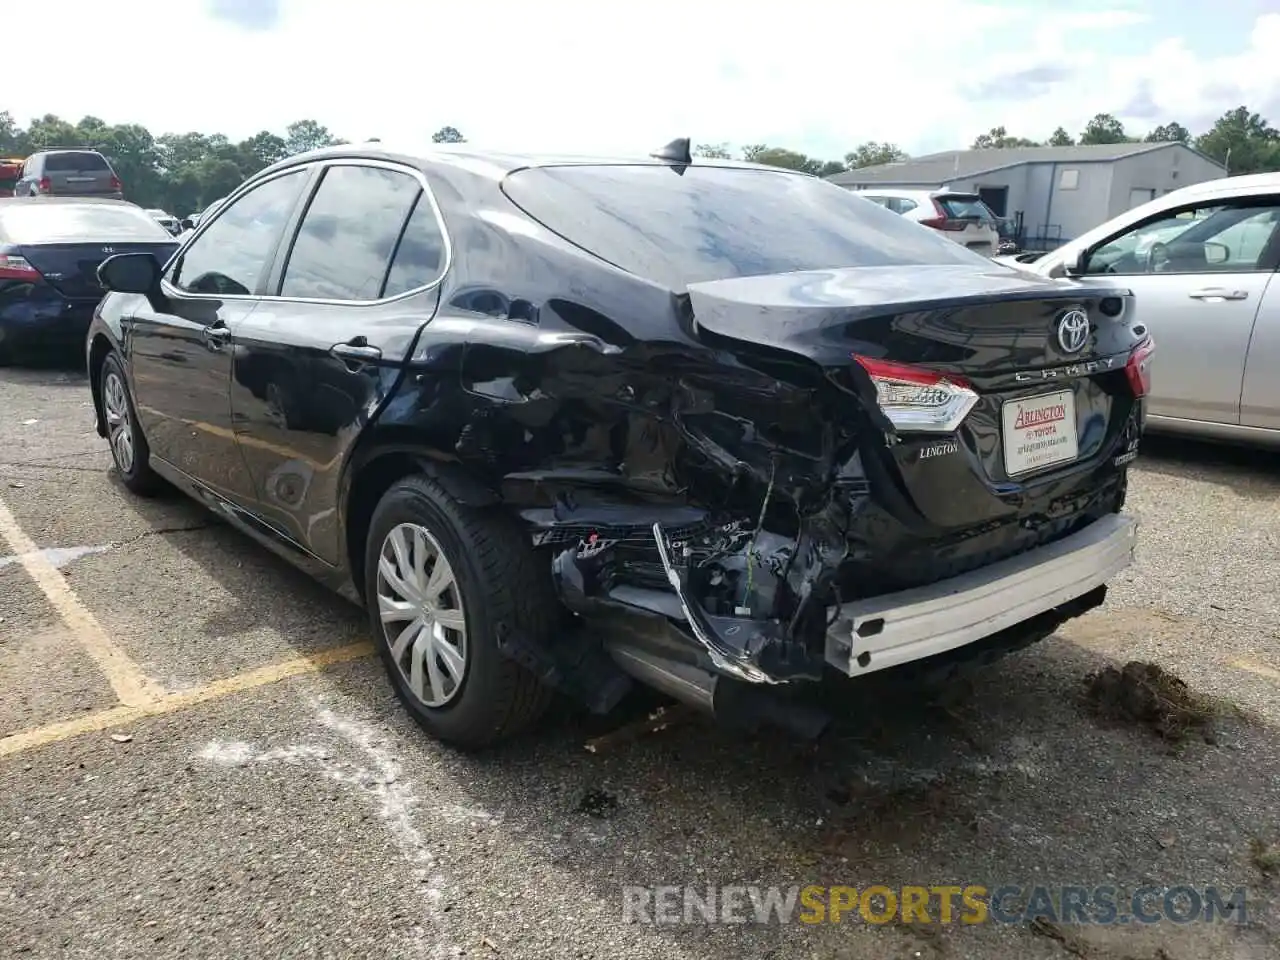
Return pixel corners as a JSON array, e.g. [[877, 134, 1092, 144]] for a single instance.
[[999, 172, 1280, 448]]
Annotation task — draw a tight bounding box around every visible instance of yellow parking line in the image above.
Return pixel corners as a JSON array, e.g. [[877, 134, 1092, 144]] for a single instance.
[[0, 641, 374, 759], [0, 494, 166, 707], [1227, 657, 1280, 684]]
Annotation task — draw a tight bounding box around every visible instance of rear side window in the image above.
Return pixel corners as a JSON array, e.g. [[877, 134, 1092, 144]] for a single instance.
[[936, 195, 992, 220], [0, 203, 171, 243], [43, 152, 111, 173], [382, 195, 447, 298], [279, 164, 423, 301], [502, 165, 982, 289]]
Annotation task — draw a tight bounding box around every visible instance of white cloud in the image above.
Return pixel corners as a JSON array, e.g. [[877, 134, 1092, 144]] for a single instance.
[[4, 2, 1280, 159]]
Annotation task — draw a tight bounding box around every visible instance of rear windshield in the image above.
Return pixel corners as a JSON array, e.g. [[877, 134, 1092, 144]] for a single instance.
[[936, 195, 993, 221], [0, 203, 171, 243], [502, 164, 984, 288], [43, 152, 111, 173]]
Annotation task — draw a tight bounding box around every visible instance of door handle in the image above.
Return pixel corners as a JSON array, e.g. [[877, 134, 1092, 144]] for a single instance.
[[1188, 288, 1248, 301], [202, 322, 230, 349], [330, 340, 382, 363]]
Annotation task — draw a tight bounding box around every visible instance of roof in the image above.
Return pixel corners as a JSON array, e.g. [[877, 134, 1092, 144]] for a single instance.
[[826, 142, 1223, 187], [262, 142, 795, 181], [0, 196, 136, 206]]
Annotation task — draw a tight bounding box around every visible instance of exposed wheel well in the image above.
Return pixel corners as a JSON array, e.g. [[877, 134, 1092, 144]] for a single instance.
[[87, 334, 113, 437]]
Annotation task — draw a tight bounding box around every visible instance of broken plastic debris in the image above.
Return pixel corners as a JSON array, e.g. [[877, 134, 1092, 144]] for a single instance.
[[109, 733, 133, 743], [21, 419, 38, 426]]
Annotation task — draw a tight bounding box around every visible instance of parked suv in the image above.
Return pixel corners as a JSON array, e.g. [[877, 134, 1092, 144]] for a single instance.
[[860, 189, 1000, 257], [85, 144, 1146, 749], [14, 150, 124, 199]]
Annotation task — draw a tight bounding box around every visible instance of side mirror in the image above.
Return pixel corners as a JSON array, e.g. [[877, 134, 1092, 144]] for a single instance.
[[179, 217, 194, 231], [1062, 247, 1087, 277], [1203, 241, 1229, 265], [98, 252, 162, 295]]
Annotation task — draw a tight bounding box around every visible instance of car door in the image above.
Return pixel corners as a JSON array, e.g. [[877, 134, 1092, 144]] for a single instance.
[[228, 160, 449, 566], [125, 167, 312, 506], [1240, 275, 1280, 431], [1078, 196, 1280, 425]]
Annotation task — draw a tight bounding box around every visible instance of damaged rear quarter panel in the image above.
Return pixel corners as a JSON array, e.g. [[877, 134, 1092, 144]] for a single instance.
[[375, 161, 870, 683]]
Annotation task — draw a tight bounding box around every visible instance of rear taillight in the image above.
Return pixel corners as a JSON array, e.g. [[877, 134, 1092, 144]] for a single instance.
[[853, 355, 979, 433], [919, 199, 967, 231], [0, 254, 41, 281], [109, 174, 122, 191], [37, 176, 51, 193], [1125, 337, 1155, 398]]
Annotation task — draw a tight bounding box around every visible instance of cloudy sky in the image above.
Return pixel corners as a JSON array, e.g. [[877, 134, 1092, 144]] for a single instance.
[[11, 0, 1280, 159]]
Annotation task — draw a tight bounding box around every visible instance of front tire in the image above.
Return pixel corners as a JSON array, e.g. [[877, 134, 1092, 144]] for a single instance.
[[364, 475, 556, 749], [100, 352, 164, 496]]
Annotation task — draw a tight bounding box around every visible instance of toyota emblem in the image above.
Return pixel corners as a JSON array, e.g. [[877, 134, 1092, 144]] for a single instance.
[[1056, 309, 1089, 354]]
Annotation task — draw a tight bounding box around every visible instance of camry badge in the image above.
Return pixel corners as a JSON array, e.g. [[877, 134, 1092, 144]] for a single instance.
[[1056, 309, 1089, 354]]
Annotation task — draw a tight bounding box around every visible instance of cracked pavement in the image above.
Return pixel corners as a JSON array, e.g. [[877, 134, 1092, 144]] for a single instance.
[[1, 361, 1279, 960]]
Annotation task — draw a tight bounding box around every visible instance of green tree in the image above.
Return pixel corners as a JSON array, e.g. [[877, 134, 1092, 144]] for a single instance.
[[1145, 122, 1190, 144], [284, 119, 341, 156], [971, 126, 1040, 149], [694, 142, 732, 159], [1079, 113, 1131, 145], [194, 157, 245, 204], [431, 126, 465, 143], [844, 141, 907, 168], [238, 131, 288, 173], [0, 111, 26, 154], [740, 143, 768, 162], [1194, 107, 1280, 175], [25, 114, 79, 150], [751, 147, 822, 173], [1047, 127, 1074, 147]]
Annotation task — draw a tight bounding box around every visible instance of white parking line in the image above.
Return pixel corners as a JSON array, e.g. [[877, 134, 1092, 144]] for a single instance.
[[196, 703, 461, 957]]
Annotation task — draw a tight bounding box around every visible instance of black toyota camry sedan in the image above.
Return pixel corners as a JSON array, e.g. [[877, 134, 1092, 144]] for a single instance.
[[85, 141, 1150, 748]]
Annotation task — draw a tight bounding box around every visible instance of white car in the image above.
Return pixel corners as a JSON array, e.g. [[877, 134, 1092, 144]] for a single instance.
[[144, 208, 181, 236], [997, 173, 1280, 447], [859, 189, 1001, 257]]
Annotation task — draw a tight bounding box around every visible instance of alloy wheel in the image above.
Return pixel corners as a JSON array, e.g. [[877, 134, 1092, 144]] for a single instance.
[[375, 522, 469, 708], [102, 370, 135, 474]]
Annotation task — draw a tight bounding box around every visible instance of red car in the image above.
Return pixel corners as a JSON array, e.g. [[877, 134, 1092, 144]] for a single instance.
[[0, 159, 22, 197]]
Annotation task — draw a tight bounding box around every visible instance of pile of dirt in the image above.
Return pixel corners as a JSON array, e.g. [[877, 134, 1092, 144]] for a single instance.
[[1084, 660, 1218, 743]]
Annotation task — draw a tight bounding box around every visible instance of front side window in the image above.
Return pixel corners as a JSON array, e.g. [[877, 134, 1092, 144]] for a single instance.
[[278, 164, 423, 301], [170, 170, 307, 295], [1086, 199, 1280, 275]]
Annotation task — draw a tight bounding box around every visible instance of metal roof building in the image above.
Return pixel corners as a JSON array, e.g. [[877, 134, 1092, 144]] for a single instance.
[[826, 142, 1227, 250]]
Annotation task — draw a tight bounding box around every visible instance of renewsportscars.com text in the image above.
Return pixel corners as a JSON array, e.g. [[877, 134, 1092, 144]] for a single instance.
[[621, 884, 1248, 926]]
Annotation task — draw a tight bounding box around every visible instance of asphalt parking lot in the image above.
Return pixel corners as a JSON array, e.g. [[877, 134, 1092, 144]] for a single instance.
[[2, 362, 1279, 960]]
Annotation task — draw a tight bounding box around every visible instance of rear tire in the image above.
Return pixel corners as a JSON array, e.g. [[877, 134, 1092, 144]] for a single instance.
[[364, 475, 556, 749], [100, 352, 164, 496]]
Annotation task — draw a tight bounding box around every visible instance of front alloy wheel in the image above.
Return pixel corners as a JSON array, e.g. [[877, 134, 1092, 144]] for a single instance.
[[103, 369, 135, 474], [376, 522, 469, 708], [98, 352, 162, 496]]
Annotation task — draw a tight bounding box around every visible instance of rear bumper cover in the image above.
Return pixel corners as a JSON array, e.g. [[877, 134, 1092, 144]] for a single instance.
[[825, 512, 1138, 677]]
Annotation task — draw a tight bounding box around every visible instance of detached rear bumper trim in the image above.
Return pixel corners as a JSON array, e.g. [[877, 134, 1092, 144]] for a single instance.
[[825, 512, 1139, 677]]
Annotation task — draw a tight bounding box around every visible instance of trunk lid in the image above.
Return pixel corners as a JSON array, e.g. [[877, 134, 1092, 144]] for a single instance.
[[18, 241, 178, 300], [685, 263, 1145, 548]]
